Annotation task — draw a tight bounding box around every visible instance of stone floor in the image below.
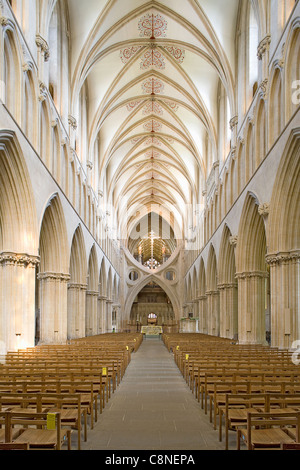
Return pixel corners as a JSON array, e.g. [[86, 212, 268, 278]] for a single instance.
[[79, 337, 237, 451]]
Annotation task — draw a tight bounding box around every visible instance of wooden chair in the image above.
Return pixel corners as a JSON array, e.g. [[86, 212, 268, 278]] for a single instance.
[[3, 411, 71, 450], [237, 411, 300, 450], [0, 442, 29, 450]]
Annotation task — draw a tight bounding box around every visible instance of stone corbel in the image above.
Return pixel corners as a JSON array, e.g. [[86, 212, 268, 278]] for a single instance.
[[229, 116, 238, 131], [231, 146, 237, 161], [68, 115, 77, 131], [257, 35, 271, 60], [35, 34, 50, 62], [38, 81, 48, 102], [229, 235, 238, 247], [258, 79, 268, 101], [258, 203, 270, 217], [0, 16, 8, 27], [51, 118, 58, 128]]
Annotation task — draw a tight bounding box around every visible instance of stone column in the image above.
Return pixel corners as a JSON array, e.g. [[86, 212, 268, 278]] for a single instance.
[[0, 252, 39, 353], [86, 290, 98, 337], [266, 251, 300, 350], [113, 304, 121, 332], [218, 282, 238, 339], [67, 282, 87, 340], [198, 295, 207, 334], [38, 272, 70, 344], [106, 300, 114, 333], [97, 295, 107, 334], [236, 271, 269, 345], [206, 290, 220, 337]]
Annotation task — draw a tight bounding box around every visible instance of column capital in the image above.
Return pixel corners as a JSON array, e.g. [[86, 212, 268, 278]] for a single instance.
[[266, 250, 300, 266], [37, 272, 71, 282], [217, 282, 238, 290], [98, 295, 107, 301], [235, 271, 269, 280], [86, 290, 99, 297], [67, 282, 88, 290], [0, 252, 40, 268]]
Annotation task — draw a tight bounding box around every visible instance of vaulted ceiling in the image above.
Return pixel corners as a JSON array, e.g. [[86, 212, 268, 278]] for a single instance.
[[67, 0, 240, 243]]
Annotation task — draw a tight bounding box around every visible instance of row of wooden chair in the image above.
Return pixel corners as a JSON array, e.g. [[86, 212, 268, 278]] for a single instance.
[[163, 333, 300, 450], [0, 333, 143, 450]]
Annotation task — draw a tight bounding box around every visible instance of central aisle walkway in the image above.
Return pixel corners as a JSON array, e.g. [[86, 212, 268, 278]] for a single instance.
[[81, 337, 229, 450]]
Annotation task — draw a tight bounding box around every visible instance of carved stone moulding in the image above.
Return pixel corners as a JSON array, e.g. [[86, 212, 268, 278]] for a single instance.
[[257, 35, 271, 60], [217, 282, 238, 290], [37, 272, 71, 282], [235, 270, 269, 280], [0, 252, 40, 268], [68, 282, 88, 291], [258, 203, 270, 217], [266, 250, 300, 266]]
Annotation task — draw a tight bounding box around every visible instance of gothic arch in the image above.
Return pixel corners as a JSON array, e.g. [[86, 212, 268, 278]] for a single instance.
[[2, 22, 22, 123], [236, 192, 268, 344], [284, 18, 300, 122], [99, 257, 107, 297], [267, 128, 300, 253], [218, 224, 238, 339], [67, 224, 87, 340], [0, 130, 38, 254], [124, 274, 180, 324], [198, 257, 207, 334], [37, 193, 69, 344], [266, 129, 300, 348], [0, 130, 38, 353], [23, 68, 39, 149], [206, 244, 220, 337], [86, 244, 99, 337], [268, 65, 283, 149], [254, 98, 267, 167]]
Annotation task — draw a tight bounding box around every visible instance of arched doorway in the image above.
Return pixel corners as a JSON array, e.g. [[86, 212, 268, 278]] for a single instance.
[[129, 282, 175, 329]]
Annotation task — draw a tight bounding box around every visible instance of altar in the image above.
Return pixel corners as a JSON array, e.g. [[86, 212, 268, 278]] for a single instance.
[[141, 326, 163, 337]]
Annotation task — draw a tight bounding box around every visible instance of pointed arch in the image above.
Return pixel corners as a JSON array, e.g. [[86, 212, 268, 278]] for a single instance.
[[67, 224, 87, 339], [86, 244, 99, 337], [0, 131, 39, 353], [236, 192, 268, 345], [284, 19, 300, 123], [218, 224, 238, 339], [2, 23, 22, 123], [37, 193, 69, 344], [268, 65, 283, 149], [254, 98, 267, 167], [124, 274, 180, 323], [266, 129, 300, 349], [0, 130, 38, 254], [206, 244, 220, 337]]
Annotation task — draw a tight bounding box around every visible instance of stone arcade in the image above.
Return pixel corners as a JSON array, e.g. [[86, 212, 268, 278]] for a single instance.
[[0, 0, 299, 355]]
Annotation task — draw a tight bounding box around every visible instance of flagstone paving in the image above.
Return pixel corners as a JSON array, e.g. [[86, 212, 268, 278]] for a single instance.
[[79, 337, 236, 451]]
